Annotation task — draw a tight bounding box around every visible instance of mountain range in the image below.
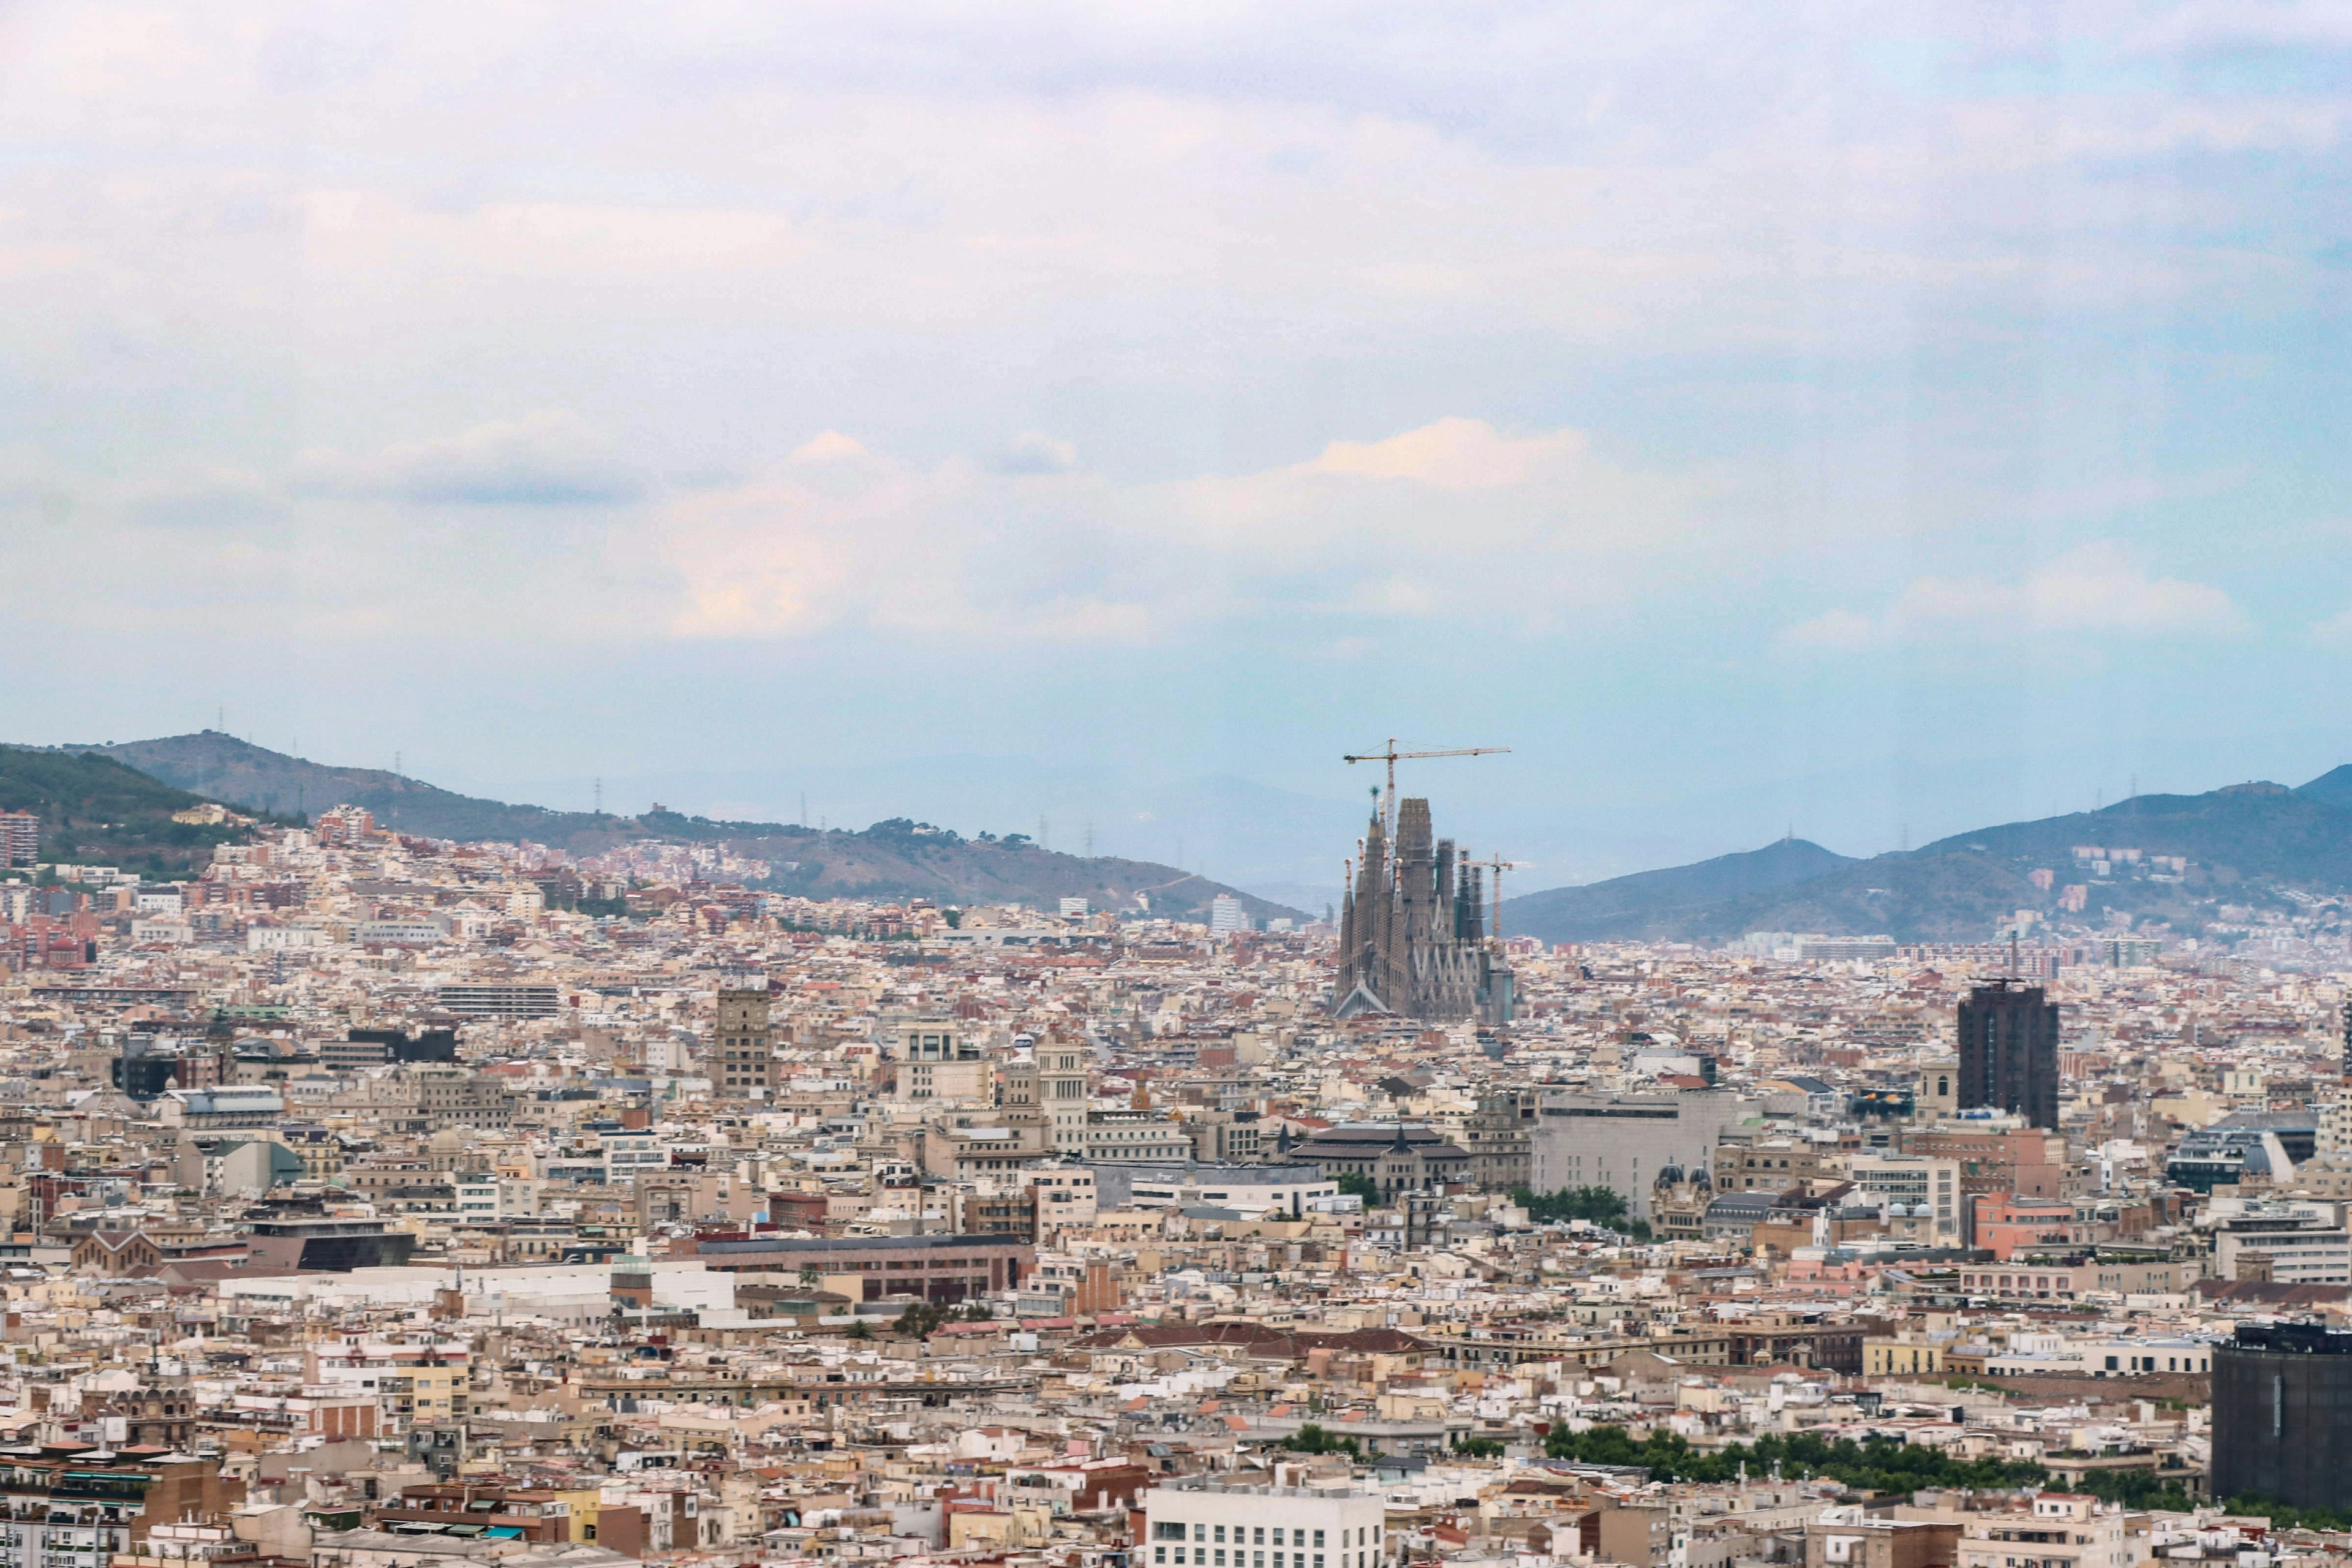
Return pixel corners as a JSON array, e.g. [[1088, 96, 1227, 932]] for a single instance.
[[1500, 771, 2352, 944], [56, 733, 1301, 923]]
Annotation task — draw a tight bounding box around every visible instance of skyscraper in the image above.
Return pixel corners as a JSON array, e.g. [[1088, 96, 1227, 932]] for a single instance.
[[2213, 1321, 2352, 1512], [715, 984, 774, 1097], [1332, 796, 1511, 1023], [1956, 979, 2060, 1129]]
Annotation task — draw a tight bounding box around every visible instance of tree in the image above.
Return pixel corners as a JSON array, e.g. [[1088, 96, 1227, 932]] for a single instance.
[[1452, 1436, 1506, 1459], [1543, 1424, 2045, 1493], [1281, 1423, 1362, 1456], [1510, 1185, 1632, 1227], [845, 1319, 872, 1340], [1334, 1171, 1382, 1205]]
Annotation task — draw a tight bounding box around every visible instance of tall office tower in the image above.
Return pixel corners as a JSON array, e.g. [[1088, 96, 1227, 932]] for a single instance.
[[1332, 796, 1510, 1023], [2213, 1322, 2352, 1512], [715, 984, 774, 1097], [1956, 979, 2060, 1129]]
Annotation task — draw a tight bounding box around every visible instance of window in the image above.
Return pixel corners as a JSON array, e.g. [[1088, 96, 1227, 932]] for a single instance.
[[1157, 1525, 1186, 1542], [1314, 1535, 1325, 1548], [1216, 1529, 1227, 1545]]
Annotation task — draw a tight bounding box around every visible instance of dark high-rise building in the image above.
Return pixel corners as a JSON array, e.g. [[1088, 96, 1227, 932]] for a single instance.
[[1956, 979, 2060, 1129], [2213, 1321, 2352, 1511], [1332, 797, 1511, 1023]]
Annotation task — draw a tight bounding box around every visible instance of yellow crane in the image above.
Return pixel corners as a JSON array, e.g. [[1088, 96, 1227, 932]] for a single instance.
[[1343, 737, 1510, 833]]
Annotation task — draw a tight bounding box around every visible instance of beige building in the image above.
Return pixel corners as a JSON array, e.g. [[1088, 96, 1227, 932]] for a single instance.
[[715, 986, 774, 1096], [1958, 1495, 2131, 1568]]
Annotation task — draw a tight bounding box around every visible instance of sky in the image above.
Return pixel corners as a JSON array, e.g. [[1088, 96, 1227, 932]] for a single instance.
[[6, 1, 2352, 899]]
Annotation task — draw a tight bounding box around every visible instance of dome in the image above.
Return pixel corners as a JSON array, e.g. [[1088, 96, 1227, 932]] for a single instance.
[[1654, 1162, 1684, 1189]]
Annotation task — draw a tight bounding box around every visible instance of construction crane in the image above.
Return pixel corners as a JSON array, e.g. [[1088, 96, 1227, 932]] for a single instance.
[[1465, 853, 1520, 945], [1343, 737, 1510, 832]]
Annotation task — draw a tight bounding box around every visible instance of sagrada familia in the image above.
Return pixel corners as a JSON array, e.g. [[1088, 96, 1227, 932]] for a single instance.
[[1331, 796, 1515, 1023]]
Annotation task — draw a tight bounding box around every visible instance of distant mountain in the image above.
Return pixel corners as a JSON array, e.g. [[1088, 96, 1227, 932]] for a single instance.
[[2299, 764, 2352, 812], [99, 732, 604, 843], [87, 733, 1300, 922], [1502, 837, 1854, 943], [1502, 774, 2352, 944], [0, 746, 264, 876]]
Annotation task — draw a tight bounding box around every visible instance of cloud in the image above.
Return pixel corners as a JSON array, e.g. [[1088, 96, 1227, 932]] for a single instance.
[[984, 431, 1080, 477], [290, 410, 639, 506], [1778, 543, 2248, 654], [2310, 605, 2352, 651], [647, 415, 1707, 643]]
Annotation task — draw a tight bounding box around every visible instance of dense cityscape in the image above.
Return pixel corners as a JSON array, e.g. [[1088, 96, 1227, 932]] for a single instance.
[[0, 784, 2343, 1568]]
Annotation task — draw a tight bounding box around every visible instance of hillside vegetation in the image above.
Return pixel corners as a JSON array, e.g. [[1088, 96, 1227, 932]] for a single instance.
[[0, 747, 260, 877], [92, 733, 1297, 922]]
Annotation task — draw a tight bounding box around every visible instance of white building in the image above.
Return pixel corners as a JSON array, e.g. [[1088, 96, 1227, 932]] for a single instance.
[[1844, 1152, 1962, 1245], [1144, 1481, 1385, 1568], [2213, 1212, 2352, 1284], [1210, 895, 1247, 934]]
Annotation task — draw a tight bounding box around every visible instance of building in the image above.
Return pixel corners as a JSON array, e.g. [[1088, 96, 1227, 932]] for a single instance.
[[1714, 1137, 1828, 1192], [1036, 1035, 1091, 1152], [1332, 797, 1511, 1023], [413, 1069, 516, 1131], [1531, 1091, 1754, 1220], [2212, 1212, 2352, 1284], [1141, 1480, 1384, 1568], [2213, 1321, 2352, 1511], [671, 1232, 1032, 1300], [2166, 1126, 2296, 1192], [0, 1447, 241, 1568], [0, 811, 37, 867], [714, 984, 774, 1096], [1844, 1152, 1963, 1245], [1957, 979, 2060, 1129], [1209, 894, 1246, 934], [1090, 1161, 1339, 1216], [1080, 1111, 1194, 1163], [243, 1216, 418, 1271], [326, 1028, 459, 1071], [1283, 1123, 1472, 1197], [1457, 1090, 1536, 1190], [435, 984, 559, 1018], [1956, 1496, 2128, 1568]]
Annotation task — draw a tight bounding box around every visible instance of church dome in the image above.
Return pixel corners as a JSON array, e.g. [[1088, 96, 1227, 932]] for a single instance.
[[1654, 1162, 1684, 1189]]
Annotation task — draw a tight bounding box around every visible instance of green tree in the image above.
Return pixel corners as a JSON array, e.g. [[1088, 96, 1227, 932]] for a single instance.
[[1510, 1185, 1633, 1227], [1281, 1423, 1362, 1456], [1543, 1425, 2046, 1494], [1334, 1170, 1382, 1205], [1452, 1436, 1506, 1459]]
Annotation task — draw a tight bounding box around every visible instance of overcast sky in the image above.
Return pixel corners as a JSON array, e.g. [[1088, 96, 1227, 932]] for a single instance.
[[6, 2, 2352, 885]]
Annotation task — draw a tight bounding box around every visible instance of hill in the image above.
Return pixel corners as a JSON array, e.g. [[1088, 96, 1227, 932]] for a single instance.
[[88, 733, 1298, 923], [2299, 764, 2352, 811], [1503, 774, 2352, 944], [0, 747, 263, 876], [99, 732, 601, 843], [1502, 837, 1853, 943]]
